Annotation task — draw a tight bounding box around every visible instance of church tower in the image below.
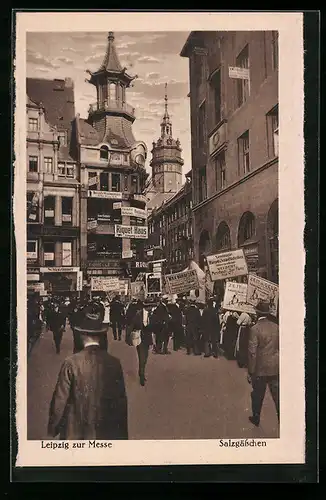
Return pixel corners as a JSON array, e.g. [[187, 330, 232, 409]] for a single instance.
[[150, 84, 184, 194]]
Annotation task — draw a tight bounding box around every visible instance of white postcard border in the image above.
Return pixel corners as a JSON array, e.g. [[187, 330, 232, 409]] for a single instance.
[[14, 11, 305, 467]]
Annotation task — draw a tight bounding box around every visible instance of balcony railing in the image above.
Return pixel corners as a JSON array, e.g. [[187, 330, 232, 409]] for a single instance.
[[88, 100, 135, 117]]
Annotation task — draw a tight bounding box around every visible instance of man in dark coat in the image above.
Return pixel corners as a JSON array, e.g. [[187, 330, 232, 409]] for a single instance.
[[167, 298, 184, 351], [247, 300, 279, 427], [48, 305, 128, 440], [184, 298, 202, 355], [151, 296, 171, 354], [202, 298, 220, 358], [125, 298, 139, 346], [48, 303, 66, 354], [110, 295, 125, 341]]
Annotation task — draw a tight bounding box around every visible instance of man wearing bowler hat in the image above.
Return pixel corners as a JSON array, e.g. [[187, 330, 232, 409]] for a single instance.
[[48, 304, 128, 440], [247, 300, 279, 427]]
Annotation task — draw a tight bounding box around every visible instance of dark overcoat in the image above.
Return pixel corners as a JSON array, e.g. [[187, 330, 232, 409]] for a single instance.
[[247, 317, 279, 377], [201, 306, 220, 342], [48, 345, 128, 440]]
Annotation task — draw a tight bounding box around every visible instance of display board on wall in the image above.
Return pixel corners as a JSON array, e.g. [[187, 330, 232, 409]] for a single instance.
[[115, 224, 148, 239]]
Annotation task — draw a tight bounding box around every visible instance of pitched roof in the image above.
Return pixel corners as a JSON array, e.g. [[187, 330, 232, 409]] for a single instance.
[[78, 115, 136, 149], [26, 77, 75, 131], [100, 32, 123, 73]]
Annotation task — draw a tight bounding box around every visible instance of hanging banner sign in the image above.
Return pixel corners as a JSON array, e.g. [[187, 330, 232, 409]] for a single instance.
[[228, 66, 250, 79], [122, 249, 133, 259], [113, 202, 122, 210], [165, 269, 200, 295], [87, 219, 98, 230], [246, 274, 279, 317], [206, 249, 248, 281], [223, 281, 256, 314], [88, 190, 122, 200], [91, 276, 120, 292], [76, 270, 83, 291], [115, 224, 148, 239], [120, 207, 147, 218]]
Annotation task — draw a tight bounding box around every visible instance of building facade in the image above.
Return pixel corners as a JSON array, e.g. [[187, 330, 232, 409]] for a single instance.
[[26, 77, 80, 294], [181, 30, 279, 283], [147, 172, 193, 273], [75, 32, 148, 287]]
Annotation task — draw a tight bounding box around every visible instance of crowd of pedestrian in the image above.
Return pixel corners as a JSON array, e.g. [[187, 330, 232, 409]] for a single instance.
[[27, 288, 279, 441]]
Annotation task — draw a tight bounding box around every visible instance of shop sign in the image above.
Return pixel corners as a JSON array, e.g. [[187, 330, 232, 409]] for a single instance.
[[121, 207, 147, 218], [40, 267, 79, 273], [76, 270, 83, 291], [45, 210, 54, 218], [228, 66, 250, 79], [113, 202, 122, 210], [27, 274, 40, 282], [88, 190, 122, 200], [133, 194, 147, 203], [114, 224, 148, 239]]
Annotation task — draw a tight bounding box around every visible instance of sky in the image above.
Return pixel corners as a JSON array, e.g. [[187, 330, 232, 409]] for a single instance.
[[26, 31, 191, 178]]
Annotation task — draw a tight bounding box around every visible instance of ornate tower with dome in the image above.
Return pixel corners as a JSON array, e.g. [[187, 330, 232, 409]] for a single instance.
[[148, 84, 184, 205]]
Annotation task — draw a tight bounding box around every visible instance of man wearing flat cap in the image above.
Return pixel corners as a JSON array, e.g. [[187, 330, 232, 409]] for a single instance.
[[48, 305, 128, 440], [247, 300, 279, 428]]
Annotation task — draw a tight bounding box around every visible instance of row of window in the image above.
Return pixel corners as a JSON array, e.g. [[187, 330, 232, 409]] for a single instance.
[[27, 193, 74, 224], [196, 106, 279, 204], [197, 35, 278, 140], [99, 145, 129, 162], [28, 156, 75, 178], [88, 171, 139, 193], [27, 240, 73, 267], [169, 246, 194, 265], [28, 118, 67, 143]]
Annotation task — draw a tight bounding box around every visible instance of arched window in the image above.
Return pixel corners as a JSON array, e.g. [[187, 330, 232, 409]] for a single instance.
[[100, 145, 109, 160], [238, 211, 256, 246], [199, 229, 211, 270], [109, 83, 116, 102], [216, 221, 231, 251], [267, 199, 279, 283]]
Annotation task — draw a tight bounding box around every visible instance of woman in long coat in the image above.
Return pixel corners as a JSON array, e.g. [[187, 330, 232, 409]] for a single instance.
[[221, 310, 240, 360]]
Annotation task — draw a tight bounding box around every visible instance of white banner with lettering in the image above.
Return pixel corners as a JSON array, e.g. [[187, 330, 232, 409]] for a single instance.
[[120, 207, 147, 218], [91, 276, 120, 292], [222, 281, 256, 314], [246, 274, 279, 317], [115, 224, 148, 239], [206, 249, 248, 281], [165, 269, 200, 295], [88, 190, 122, 200]]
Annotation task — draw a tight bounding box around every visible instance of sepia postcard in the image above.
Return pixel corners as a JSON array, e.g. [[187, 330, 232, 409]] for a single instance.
[[14, 11, 305, 468]]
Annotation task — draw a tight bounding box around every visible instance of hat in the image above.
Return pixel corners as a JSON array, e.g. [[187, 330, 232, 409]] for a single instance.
[[162, 294, 169, 300], [255, 300, 270, 315], [74, 305, 107, 335]]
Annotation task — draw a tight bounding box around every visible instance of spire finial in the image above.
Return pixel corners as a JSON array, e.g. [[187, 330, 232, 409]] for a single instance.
[[164, 82, 168, 115]]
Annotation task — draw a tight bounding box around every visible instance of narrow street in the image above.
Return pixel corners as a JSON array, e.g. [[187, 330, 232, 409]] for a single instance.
[[27, 324, 279, 441]]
